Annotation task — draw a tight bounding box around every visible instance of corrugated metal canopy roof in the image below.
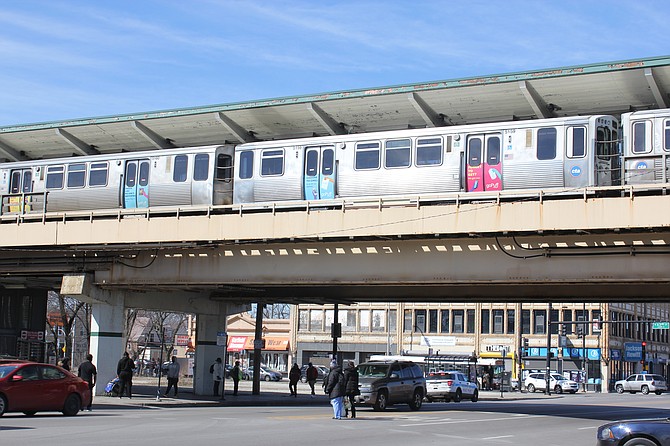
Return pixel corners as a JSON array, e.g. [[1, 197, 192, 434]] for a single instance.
[[1, 55, 669, 162]]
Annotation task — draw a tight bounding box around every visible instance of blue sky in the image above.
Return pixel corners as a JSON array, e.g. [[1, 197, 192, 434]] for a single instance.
[[0, 0, 668, 126]]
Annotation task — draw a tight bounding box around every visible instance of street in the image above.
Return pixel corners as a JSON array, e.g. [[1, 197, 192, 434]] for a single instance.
[[1, 390, 669, 445]]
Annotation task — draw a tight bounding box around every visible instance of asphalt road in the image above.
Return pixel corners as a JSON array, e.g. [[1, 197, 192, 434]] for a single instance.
[[1, 392, 669, 446]]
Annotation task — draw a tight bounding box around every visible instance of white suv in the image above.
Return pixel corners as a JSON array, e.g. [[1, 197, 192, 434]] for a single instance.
[[615, 374, 667, 395], [524, 373, 578, 394], [426, 370, 478, 402]]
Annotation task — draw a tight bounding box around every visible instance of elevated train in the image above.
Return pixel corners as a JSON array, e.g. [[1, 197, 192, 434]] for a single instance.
[[0, 108, 668, 214]]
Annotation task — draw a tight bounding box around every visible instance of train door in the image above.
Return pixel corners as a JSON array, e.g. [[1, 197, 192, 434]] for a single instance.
[[466, 134, 502, 192], [123, 159, 150, 208], [303, 145, 336, 200], [9, 168, 33, 212]]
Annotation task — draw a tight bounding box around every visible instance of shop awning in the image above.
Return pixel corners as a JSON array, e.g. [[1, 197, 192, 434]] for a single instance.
[[263, 337, 289, 351], [227, 336, 247, 352]]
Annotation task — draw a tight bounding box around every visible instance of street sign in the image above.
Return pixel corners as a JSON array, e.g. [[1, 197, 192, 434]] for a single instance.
[[216, 331, 228, 346], [652, 322, 670, 329]]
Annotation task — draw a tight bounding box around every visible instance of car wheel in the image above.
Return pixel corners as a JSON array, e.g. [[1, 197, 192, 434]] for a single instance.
[[471, 389, 479, 402], [621, 437, 658, 446], [554, 385, 563, 394], [409, 389, 423, 410], [0, 395, 7, 416], [616, 385, 624, 394], [527, 384, 536, 393], [264, 375, 271, 382], [62, 394, 81, 416], [373, 390, 388, 411], [655, 391, 663, 395], [23, 411, 36, 416], [641, 385, 650, 395], [454, 389, 462, 403]]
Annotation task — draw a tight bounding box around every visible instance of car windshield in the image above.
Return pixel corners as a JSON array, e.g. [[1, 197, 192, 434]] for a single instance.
[[0, 364, 19, 378], [359, 364, 389, 378], [551, 374, 567, 381]]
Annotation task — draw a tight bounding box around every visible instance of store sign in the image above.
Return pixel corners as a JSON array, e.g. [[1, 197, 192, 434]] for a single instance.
[[20, 330, 44, 341], [623, 342, 643, 362]]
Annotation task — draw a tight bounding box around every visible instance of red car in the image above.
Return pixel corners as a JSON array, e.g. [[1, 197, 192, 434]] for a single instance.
[[0, 362, 90, 416]]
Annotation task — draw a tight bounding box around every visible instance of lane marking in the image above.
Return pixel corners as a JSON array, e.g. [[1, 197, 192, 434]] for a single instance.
[[400, 414, 547, 427]]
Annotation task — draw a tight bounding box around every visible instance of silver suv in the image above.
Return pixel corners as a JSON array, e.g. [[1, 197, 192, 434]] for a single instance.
[[524, 373, 578, 394], [615, 374, 667, 395], [355, 360, 426, 411]]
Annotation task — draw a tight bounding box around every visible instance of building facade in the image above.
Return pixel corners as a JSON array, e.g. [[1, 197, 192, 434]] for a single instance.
[[292, 301, 670, 391]]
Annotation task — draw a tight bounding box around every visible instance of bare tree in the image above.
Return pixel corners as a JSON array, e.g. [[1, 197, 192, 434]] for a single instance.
[[45, 291, 87, 364], [260, 304, 290, 319]]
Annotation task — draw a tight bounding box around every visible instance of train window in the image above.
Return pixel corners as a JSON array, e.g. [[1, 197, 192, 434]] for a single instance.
[[21, 171, 31, 193], [67, 163, 86, 188], [89, 162, 108, 187], [384, 138, 410, 168], [355, 141, 380, 170], [125, 163, 137, 187], [138, 161, 149, 186], [239, 151, 254, 179], [665, 120, 670, 151], [322, 148, 334, 175], [416, 137, 443, 166], [46, 165, 64, 189], [194, 153, 209, 181], [567, 126, 586, 158], [537, 127, 557, 160], [261, 149, 284, 176], [216, 154, 233, 181], [173, 155, 188, 182], [305, 150, 318, 176], [467, 138, 482, 167], [10, 171, 21, 194], [632, 121, 651, 154], [487, 136, 501, 165]]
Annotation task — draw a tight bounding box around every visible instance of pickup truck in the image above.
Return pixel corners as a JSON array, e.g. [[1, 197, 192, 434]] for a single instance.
[[425, 370, 479, 402]]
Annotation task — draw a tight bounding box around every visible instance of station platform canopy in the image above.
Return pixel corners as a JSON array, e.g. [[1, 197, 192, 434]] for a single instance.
[[1, 55, 669, 162]]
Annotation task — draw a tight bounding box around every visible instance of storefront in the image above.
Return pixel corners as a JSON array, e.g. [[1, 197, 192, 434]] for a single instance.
[[226, 335, 290, 372]]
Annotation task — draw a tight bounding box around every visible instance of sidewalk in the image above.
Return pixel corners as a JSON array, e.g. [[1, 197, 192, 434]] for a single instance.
[[92, 377, 566, 410]]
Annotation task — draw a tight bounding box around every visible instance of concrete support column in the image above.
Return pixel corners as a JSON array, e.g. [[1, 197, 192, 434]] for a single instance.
[[90, 297, 125, 395], [194, 304, 228, 396]]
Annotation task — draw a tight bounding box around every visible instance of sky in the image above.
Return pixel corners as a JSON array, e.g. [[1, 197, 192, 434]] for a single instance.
[[0, 0, 668, 127]]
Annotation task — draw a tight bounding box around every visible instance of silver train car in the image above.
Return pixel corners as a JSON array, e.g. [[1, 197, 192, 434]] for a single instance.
[[233, 114, 619, 204], [621, 108, 670, 184], [0, 145, 234, 213]]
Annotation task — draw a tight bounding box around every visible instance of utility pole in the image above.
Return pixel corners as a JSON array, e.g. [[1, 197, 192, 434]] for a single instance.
[[545, 303, 552, 395]]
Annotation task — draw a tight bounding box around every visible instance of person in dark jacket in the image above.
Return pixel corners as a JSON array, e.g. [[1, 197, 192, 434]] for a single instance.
[[343, 360, 359, 418], [324, 362, 345, 419], [77, 353, 97, 411], [288, 363, 301, 397], [306, 362, 319, 396], [116, 352, 135, 398]]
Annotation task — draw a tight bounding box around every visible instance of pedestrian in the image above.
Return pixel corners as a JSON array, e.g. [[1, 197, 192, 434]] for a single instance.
[[230, 360, 242, 396], [305, 362, 319, 396], [77, 353, 97, 411], [212, 358, 224, 396], [288, 363, 301, 397], [164, 356, 180, 397], [60, 357, 71, 371], [343, 360, 359, 418], [324, 361, 345, 419], [116, 351, 135, 398]]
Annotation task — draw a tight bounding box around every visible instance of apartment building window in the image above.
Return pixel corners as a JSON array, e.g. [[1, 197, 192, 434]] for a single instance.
[[310, 310, 323, 331], [493, 310, 504, 334], [466, 309, 475, 334], [550, 309, 559, 334], [298, 310, 309, 331], [522, 310, 531, 334], [453, 310, 464, 333], [481, 309, 490, 334], [440, 310, 450, 333], [415, 310, 427, 333], [372, 310, 386, 332], [325, 310, 334, 331], [534, 310, 546, 335], [563, 309, 573, 334], [389, 310, 397, 332], [360, 310, 370, 332], [506, 309, 515, 334], [429, 309, 438, 333], [404, 310, 412, 332], [576, 309, 589, 336], [342, 310, 357, 332]]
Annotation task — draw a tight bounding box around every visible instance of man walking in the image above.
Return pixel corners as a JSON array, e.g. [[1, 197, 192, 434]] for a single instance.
[[306, 362, 319, 396], [77, 353, 97, 411], [164, 356, 181, 397], [116, 352, 135, 398], [230, 360, 242, 396], [212, 358, 224, 396]]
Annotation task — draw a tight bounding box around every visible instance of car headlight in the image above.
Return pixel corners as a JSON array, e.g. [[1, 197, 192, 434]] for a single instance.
[[597, 427, 614, 440], [359, 385, 371, 393]]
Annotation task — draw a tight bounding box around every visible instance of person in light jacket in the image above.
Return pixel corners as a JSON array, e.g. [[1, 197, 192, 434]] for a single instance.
[[212, 358, 224, 396], [164, 356, 180, 397]]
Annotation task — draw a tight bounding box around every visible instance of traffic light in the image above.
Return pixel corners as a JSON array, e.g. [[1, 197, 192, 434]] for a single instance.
[[560, 324, 566, 336], [576, 324, 583, 339], [522, 338, 529, 356], [641, 341, 647, 370]]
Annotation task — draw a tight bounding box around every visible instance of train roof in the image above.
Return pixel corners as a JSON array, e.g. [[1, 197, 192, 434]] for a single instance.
[[0, 55, 669, 162]]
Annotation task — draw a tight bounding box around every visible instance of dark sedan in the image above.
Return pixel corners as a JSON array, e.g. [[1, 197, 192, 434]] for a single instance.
[[597, 418, 670, 445], [0, 362, 90, 416]]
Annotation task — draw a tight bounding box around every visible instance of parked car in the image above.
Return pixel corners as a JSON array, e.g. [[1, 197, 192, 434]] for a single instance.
[[355, 360, 425, 411], [615, 374, 667, 395], [597, 418, 670, 445], [300, 364, 329, 383], [524, 373, 579, 394], [425, 370, 478, 402], [0, 362, 90, 416], [247, 366, 283, 381]]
